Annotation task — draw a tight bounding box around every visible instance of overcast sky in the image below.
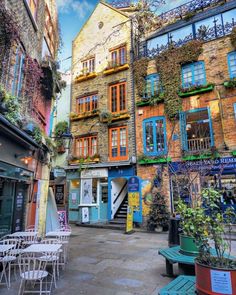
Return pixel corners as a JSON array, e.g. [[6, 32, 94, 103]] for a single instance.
[[56, 0, 189, 71]]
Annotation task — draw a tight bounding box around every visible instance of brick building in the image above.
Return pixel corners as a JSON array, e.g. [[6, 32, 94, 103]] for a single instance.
[[0, 0, 59, 235], [67, 1, 137, 225], [134, 0, 236, 225]]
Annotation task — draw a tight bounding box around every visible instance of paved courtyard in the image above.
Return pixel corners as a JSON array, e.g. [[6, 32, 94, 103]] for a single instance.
[[2, 226, 236, 295]]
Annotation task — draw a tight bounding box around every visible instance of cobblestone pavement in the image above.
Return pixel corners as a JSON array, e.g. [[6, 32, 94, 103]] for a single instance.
[[2, 226, 236, 295]]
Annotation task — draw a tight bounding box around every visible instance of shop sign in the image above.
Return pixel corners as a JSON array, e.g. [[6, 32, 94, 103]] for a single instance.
[[170, 157, 236, 173], [81, 168, 108, 179], [126, 206, 134, 234], [55, 185, 64, 205], [54, 168, 66, 178]]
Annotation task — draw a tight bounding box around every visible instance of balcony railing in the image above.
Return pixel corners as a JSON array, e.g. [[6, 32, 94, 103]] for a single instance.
[[188, 137, 211, 152]]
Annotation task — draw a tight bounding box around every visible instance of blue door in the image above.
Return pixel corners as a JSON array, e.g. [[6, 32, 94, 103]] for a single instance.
[[99, 182, 108, 222]]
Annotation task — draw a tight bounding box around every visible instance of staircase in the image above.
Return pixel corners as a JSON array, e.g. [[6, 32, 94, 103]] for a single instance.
[[109, 195, 128, 227]]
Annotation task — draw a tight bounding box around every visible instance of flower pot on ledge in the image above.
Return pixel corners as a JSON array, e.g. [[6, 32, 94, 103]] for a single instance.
[[178, 84, 214, 98], [100, 113, 130, 123], [103, 63, 129, 75], [75, 72, 97, 83], [70, 110, 99, 121]]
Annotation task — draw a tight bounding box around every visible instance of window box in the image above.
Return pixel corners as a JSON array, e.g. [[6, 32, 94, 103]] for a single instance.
[[75, 72, 97, 83], [69, 156, 100, 165], [103, 63, 129, 75], [232, 150, 236, 157], [100, 112, 130, 123], [136, 93, 164, 107], [138, 156, 172, 165], [70, 110, 99, 121], [178, 84, 214, 98], [224, 79, 236, 89]]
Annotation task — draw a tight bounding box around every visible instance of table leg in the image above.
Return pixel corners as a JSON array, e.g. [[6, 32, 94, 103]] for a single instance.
[[165, 259, 174, 277]]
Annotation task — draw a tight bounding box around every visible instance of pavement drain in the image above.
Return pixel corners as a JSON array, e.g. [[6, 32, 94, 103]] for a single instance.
[[114, 278, 144, 288]]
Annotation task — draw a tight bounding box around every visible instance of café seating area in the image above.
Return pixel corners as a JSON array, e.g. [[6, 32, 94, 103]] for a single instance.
[[0, 225, 71, 295]]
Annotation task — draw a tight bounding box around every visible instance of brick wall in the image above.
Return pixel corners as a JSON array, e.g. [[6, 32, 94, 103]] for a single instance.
[[71, 2, 135, 163]]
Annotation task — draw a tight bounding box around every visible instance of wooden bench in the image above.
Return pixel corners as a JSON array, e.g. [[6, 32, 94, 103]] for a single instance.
[[159, 275, 196, 295], [158, 246, 195, 277]]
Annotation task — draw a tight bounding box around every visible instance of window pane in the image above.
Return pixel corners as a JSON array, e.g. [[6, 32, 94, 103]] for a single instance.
[[111, 51, 117, 66], [155, 120, 165, 152], [85, 97, 90, 112], [171, 25, 193, 44], [182, 65, 193, 87], [120, 128, 127, 156], [153, 74, 160, 94], [119, 47, 126, 65], [111, 129, 118, 157], [91, 137, 97, 156], [229, 53, 236, 77], [145, 121, 154, 152], [194, 63, 205, 85], [146, 78, 152, 97], [92, 95, 98, 110], [111, 86, 117, 112], [119, 84, 126, 111]]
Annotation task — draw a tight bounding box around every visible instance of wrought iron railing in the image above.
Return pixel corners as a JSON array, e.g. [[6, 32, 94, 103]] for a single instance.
[[145, 17, 236, 58], [159, 0, 231, 23], [188, 137, 211, 152]]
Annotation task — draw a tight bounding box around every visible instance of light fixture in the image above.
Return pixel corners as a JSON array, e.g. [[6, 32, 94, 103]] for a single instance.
[[192, 134, 196, 138], [186, 123, 191, 130]]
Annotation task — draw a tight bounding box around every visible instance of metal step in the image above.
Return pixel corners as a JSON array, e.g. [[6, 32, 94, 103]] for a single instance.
[[110, 218, 126, 225]]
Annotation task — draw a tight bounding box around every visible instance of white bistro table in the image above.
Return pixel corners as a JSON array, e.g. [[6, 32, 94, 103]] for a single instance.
[[7, 231, 38, 238], [22, 243, 62, 254]]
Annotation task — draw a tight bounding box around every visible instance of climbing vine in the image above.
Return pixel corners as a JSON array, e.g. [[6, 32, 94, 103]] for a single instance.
[[230, 27, 236, 49], [134, 40, 203, 120], [133, 57, 149, 97]]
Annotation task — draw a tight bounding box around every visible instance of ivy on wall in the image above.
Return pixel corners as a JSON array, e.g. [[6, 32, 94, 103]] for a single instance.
[[134, 40, 203, 120]]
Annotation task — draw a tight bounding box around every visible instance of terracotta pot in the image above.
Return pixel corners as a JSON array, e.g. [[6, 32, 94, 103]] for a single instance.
[[195, 260, 236, 295]]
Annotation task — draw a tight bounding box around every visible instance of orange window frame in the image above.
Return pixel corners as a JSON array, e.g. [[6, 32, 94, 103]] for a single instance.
[[77, 94, 98, 114], [110, 46, 126, 66], [109, 126, 128, 161], [75, 136, 98, 158], [109, 82, 126, 113]]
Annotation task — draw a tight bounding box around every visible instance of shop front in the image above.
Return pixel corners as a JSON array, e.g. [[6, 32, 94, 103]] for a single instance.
[[170, 157, 236, 214]]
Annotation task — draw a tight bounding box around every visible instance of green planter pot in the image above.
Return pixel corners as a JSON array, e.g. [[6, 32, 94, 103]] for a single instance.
[[179, 234, 199, 256]]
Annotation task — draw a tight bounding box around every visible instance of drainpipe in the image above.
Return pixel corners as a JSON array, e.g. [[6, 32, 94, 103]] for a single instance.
[[215, 87, 228, 150], [130, 18, 137, 175]]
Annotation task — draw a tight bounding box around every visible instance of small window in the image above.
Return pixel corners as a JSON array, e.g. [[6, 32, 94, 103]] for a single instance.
[[143, 117, 167, 156], [110, 46, 126, 67], [145, 74, 161, 98], [109, 82, 126, 113], [109, 126, 128, 161], [75, 136, 98, 158], [82, 57, 95, 74], [26, 0, 38, 20], [11, 47, 25, 98], [77, 94, 98, 114], [182, 61, 206, 88], [228, 51, 236, 79]]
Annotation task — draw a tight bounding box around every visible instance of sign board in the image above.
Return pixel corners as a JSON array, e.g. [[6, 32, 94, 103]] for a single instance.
[[128, 192, 140, 209], [54, 168, 66, 178], [82, 207, 89, 223], [58, 210, 67, 229], [81, 168, 108, 179], [126, 206, 133, 234], [211, 270, 232, 294], [128, 176, 140, 192], [55, 185, 64, 205]]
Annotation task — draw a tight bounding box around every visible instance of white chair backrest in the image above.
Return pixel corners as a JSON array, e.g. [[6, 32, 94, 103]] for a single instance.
[[18, 254, 47, 278], [41, 239, 60, 244]]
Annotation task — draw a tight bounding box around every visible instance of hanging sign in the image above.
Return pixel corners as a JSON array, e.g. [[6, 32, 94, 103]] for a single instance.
[[126, 206, 134, 234]]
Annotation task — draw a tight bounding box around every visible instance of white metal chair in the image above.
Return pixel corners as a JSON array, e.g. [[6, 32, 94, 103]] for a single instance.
[[0, 239, 18, 288], [38, 239, 61, 288], [18, 254, 52, 295]]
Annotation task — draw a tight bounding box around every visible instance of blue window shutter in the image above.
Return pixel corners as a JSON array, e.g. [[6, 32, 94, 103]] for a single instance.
[[207, 107, 214, 147], [179, 111, 188, 151], [234, 103, 236, 120], [12, 47, 19, 95], [228, 51, 236, 79]]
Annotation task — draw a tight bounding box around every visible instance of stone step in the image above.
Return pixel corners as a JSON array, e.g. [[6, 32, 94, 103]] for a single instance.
[[76, 222, 125, 230], [110, 218, 126, 225]]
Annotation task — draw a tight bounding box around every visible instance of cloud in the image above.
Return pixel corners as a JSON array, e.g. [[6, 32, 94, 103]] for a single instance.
[[56, 0, 93, 18]]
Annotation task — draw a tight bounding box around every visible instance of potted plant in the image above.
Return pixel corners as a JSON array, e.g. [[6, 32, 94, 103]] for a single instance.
[[175, 198, 206, 256], [192, 188, 236, 295]]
